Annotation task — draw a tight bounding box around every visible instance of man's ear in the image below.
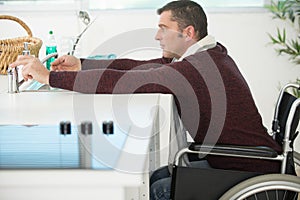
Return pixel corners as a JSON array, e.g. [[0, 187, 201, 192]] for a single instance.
[[184, 25, 196, 41]]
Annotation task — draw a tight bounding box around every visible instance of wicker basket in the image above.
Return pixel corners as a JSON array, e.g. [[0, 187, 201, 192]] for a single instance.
[[0, 15, 42, 75]]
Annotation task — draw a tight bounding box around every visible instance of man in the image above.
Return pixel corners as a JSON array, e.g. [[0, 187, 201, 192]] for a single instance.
[[10, 0, 282, 199]]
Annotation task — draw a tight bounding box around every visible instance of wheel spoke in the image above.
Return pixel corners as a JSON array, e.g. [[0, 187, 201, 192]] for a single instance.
[[284, 190, 288, 200], [265, 190, 270, 200]]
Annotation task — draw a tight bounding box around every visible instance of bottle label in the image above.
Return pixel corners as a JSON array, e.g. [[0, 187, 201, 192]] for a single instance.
[[46, 46, 57, 70], [46, 46, 57, 54]]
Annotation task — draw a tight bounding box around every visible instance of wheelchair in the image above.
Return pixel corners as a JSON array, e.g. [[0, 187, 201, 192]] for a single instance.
[[170, 83, 300, 200]]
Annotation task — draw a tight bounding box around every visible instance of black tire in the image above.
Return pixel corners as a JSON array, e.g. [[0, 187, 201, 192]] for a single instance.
[[219, 174, 300, 200]]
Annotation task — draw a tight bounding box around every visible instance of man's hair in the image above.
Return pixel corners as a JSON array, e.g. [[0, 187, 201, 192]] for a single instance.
[[157, 0, 208, 40]]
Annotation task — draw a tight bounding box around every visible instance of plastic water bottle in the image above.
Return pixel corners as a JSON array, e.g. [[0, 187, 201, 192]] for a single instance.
[[45, 30, 57, 70]]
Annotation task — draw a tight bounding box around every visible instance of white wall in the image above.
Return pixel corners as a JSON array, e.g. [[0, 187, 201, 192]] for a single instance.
[[1, 8, 299, 135]]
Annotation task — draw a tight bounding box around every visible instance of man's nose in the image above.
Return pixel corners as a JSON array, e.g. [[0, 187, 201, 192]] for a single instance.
[[155, 29, 161, 41]]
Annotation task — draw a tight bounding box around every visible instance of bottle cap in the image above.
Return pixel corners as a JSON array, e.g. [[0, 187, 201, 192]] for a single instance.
[[22, 42, 30, 55]]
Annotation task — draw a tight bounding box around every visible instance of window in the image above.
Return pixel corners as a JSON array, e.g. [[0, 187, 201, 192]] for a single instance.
[[87, 0, 264, 10], [0, 0, 265, 10], [0, 0, 80, 11], [0, 0, 76, 5]]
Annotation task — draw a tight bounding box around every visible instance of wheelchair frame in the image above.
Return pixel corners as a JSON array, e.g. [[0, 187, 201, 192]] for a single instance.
[[171, 83, 300, 200]]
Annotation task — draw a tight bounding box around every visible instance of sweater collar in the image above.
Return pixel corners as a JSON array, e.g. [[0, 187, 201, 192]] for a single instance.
[[173, 35, 217, 62]]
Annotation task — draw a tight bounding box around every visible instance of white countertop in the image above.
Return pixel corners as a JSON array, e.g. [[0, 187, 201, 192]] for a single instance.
[[0, 75, 174, 200]]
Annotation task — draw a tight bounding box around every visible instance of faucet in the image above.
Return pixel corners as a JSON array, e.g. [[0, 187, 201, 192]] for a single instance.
[[8, 52, 58, 93], [40, 52, 59, 64]]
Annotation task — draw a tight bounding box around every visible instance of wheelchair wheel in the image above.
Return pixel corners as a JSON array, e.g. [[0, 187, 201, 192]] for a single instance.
[[219, 174, 300, 200]]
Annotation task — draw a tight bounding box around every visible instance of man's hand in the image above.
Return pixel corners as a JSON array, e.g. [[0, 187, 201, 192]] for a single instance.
[[51, 55, 81, 71], [9, 55, 50, 85]]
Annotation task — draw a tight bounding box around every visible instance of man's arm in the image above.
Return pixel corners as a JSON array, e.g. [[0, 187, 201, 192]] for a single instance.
[[51, 56, 173, 72], [80, 57, 173, 71], [49, 66, 175, 94]]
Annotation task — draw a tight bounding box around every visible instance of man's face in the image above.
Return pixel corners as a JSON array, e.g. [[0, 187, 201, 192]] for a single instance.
[[155, 11, 187, 59]]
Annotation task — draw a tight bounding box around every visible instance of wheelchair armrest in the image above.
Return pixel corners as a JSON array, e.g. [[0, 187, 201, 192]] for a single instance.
[[189, 143, 278, 158]]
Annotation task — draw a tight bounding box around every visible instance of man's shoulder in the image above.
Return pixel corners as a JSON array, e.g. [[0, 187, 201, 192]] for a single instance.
[[207, 42, 228, 54], [181, 43, 228, 61]]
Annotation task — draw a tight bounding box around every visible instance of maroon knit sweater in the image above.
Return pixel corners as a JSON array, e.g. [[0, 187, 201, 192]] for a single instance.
[[50, 43, 282, 173]]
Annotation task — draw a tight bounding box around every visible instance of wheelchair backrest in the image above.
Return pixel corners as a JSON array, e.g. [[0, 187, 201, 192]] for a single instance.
[[275, 91, 300, 146]]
